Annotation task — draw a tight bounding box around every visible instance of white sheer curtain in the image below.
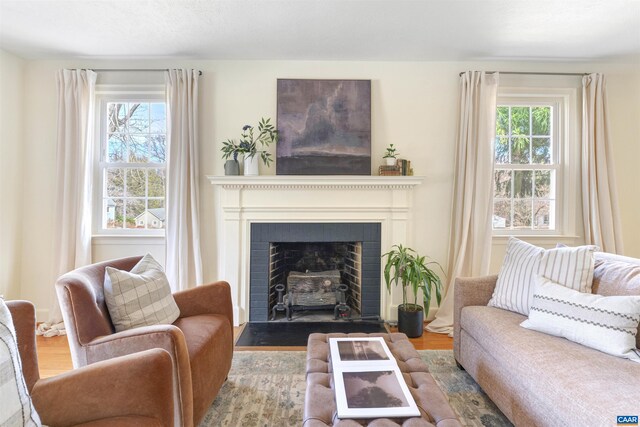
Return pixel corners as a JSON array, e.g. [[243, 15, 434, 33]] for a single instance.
[[39, 69, 97, 337], [165, 69, 203, 290], [427, 71, 499, 335], [582, 73, 624, 253]]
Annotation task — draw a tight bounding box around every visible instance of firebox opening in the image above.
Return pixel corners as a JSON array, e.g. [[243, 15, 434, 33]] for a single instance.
[[268, 241, 362, 321]]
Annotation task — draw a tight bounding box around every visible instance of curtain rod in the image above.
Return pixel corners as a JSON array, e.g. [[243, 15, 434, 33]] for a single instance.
[[92, 68, 203, 76], [458, 71, 589, 77]]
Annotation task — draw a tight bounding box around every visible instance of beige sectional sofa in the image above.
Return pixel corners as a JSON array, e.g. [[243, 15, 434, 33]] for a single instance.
[[454, 252, 640, 427]]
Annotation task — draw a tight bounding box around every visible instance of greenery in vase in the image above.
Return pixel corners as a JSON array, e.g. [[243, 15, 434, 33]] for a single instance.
[[383, 143, 398, 159], [221, 118, 278, 166], [382, 244, 444, 316]]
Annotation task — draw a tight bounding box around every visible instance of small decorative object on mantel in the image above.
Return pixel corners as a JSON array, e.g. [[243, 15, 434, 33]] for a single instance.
[[221, 118, 278, 176], [383, 143, 398, 166], [378, 165, 401, 176], [383, 244, 444, 338], [397, 159, 413, 176]]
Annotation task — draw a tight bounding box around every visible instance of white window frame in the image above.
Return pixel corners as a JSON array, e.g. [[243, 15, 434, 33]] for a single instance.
[[93, 85, 166, 236], [493, 87, 579, 239]]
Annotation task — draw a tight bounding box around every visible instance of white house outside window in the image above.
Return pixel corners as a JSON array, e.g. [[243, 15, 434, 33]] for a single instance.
[[96, 94, 166, 234]]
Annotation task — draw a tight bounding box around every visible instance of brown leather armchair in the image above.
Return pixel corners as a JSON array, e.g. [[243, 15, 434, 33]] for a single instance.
[[55, 256, 234, 427], [8, 300, 175, 427]]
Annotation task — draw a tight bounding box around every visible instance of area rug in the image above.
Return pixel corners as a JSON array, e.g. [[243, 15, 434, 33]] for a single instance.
[[235, 321, 388, 347], [200, 350, 512, 426]]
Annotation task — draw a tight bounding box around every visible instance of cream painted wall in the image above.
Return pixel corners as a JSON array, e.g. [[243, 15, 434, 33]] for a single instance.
[[0, 50, 24, 300], [13, 58, 640, 320]]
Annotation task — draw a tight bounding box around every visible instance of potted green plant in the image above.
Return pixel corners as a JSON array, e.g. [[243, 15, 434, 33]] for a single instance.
[[221, 118, 278, 176], [383, 143, 398, 166], [383, 244, 444, 338]]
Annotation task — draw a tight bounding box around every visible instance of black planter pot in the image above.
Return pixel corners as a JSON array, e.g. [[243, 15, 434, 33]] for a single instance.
[[397, 304, 424, 338]]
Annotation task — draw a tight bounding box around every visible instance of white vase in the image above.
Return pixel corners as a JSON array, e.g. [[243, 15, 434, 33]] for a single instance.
[[385, 157, 397, 166], [244, 155, 260, 176]]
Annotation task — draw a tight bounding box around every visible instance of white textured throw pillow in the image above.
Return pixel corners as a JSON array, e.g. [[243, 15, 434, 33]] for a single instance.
[[0, 300, 42, 426], [105, 254, 180, 332], [488, 237, 596, 315], [521, 276, 640, 362]]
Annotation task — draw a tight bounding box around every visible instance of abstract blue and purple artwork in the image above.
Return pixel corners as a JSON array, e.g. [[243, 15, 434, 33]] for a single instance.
[[276, 79, 371, 175]]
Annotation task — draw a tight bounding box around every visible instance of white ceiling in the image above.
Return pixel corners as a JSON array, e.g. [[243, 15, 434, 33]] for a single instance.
[[1, 0, 639, 62]]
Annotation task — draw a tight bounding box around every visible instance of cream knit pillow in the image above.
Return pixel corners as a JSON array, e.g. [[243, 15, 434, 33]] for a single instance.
[[0, 299, 42, 426]]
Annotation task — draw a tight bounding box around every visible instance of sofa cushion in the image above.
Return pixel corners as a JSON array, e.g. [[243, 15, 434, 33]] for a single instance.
[[0, 299, 42, 427], [104, 254, 180, 332], [489, 237, 596, 315], [173, 314, 233, 424], [521, 276, 640, 361], [460, 305, 640, 425]]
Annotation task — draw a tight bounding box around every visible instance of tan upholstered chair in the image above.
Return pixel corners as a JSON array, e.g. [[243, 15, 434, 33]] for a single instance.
[[8, 300, 175, 427], [55, 256, 234, 427]]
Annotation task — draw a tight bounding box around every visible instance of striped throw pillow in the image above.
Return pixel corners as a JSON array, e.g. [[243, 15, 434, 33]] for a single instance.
[[0, 300, 42, 426], [488, 237, 596, 315], [521, 276, 640, 362], [104, 254, 180, 332]]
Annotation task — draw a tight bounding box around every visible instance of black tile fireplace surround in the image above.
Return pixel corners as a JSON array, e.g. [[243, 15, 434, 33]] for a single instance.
[[249, 223, 381, 322]]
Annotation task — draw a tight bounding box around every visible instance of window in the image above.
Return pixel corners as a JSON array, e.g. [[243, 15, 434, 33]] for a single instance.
[[493, 89, 578, 235], [96, 96, 166, 234]]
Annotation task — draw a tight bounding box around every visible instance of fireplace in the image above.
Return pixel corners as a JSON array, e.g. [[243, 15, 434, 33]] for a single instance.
[[249, 223, 381, 321], [208, 175, 423, 325]]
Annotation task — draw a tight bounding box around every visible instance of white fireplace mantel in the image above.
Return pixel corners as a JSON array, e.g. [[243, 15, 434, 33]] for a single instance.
[[207, 175, 424, 325], [207, 175, 424, 190]]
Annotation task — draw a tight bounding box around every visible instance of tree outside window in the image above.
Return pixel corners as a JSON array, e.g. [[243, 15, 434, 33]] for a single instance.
[[101, 102, 166, 230], [493, 105, 556, 231]]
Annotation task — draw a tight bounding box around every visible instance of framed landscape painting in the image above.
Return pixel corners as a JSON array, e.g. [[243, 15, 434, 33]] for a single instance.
[[276, 79, 371, 175]]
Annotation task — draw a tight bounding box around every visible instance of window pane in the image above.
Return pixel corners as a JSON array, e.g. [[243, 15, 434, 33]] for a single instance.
[[513, 199, 532, 228], [148, 169, 165, 197], [496, 107, 509, 136], [532, 137, 551, 164], [128, 135, 149, 162], [534, 170, 552, 198], [533, 200, 551, 229], [148, 199, 164, 209], [126, 169, 146, 197], [150, 103, 166, 133], [107, 134, 126, 162], [105, 198, 123, 229], [108, 103, 128, 133], [494, 170, 511, 198], [510, 107, 530, 136], [125, 199, 145, 229], [511, 137, 530, 164], [513, 170, 533, 198], [128, 103, 149, 133], [149, 135, 166, 163], [532, 107, 551, 136], [101, 100, 166, 233], [493, 200, 511, 229], [495, 137, 509, 164], [106, 168, 124, 197]]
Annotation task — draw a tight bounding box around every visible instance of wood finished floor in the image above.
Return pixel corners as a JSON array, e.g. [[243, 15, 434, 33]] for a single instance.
[[36, 323, 453, 378]]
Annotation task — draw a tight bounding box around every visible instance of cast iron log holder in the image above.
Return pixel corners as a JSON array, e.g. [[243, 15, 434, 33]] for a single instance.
[[270, 283, 291, 320], [334, 284, 351, 319]]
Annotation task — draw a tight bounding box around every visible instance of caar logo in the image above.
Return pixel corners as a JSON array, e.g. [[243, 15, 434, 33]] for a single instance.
[[618, 416, 639, 426]]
